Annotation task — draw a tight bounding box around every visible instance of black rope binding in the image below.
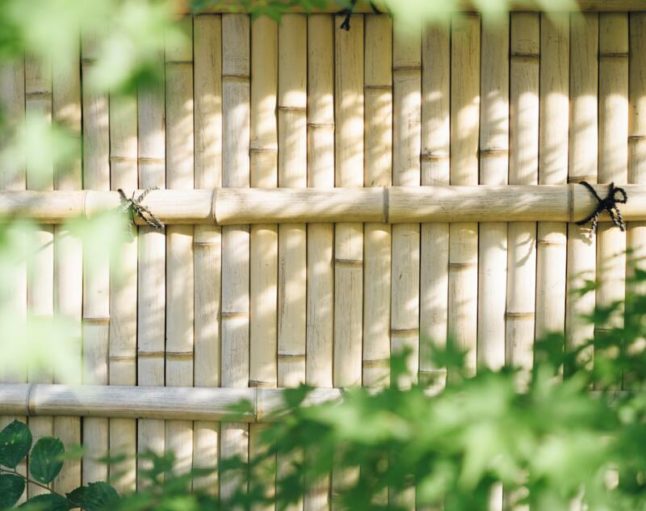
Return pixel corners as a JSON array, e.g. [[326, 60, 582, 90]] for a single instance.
[[118, 188, 165, 235], [339, 0, 381, 31], [575, 181, 628, 233]]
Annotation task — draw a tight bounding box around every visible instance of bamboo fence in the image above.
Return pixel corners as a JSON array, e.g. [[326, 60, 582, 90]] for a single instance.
[[2, 8, 646, 506]]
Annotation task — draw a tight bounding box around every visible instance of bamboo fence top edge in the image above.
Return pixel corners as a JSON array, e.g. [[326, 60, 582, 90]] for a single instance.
[[0, 184, 643, 225], [186, 0, 646, 14]]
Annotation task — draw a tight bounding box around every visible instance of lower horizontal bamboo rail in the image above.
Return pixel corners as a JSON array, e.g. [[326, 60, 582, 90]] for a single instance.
[[0, 384, 342, 423], [0, 184, 643, 224]]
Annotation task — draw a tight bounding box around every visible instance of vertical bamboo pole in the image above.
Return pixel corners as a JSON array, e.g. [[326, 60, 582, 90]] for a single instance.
[[449, 15, 479, 377], [478, 16, 509, 373], [478, 16, 509, 511], [536, 14, 569, 341], [421, 19, 449, 391], [137, 52, 166, 486], [0, 60, 27, 501], [278, 14, 307, 390], [52, 35, 82, 496], [597, 14, 628, 358], [277, 15, 307, 511], [25, 56, 54, 497], [250, 15, 277, 508], [306, 15, 334, 511], [81, 37, 110, 484], [108, 94, 138, 493], [194, 13, 222, 492], [165, 17, 194, 476], [566, 14, 598, 364], [364, 16, 392, 389], [628, 15, 646, 285], [333, 13, 363, 507], [392, 22, 420, 390], [221, 13, 251, 501], [507, 14, 539, 379]]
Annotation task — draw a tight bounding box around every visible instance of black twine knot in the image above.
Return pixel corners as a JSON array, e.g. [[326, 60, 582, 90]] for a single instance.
[[339, 0, 381, 31], [576, 181, 628, 232], [118, 188, 164, 235]]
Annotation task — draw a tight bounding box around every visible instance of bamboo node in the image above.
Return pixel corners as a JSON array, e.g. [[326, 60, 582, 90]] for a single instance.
[[26, 383, 36, 417], [575, 181, 628, 232], [505, 311, 535, 320]]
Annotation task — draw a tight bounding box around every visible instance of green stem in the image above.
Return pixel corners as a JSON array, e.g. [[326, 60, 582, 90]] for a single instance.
[[0, 466, 68, 500]]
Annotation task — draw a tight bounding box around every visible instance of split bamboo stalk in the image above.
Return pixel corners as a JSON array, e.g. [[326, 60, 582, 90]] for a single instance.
[[477, 16, 509, 374], [137, 52, 166, 487], [507, 13, 539, 378], [0, 59, 27, 502], [420, 19, 449, 391], [81, 36, 110, 484], [165, 16, 194, 477], [628, 14, 646, 296], [392, 22, 420, 392], [597, 14, 628, 364], [305, 15, 334, 511], [25, 56, 55, 498], [566, 13, 598, 365], [249, 15, 278, 510], [536, 14, 569, 341], [449, 14, 480, 376], [221, 13, 251, 501], [363, 15, 392, 389], [278, 14, 307, 390], [277, 15, 307, 511], [193, 13, 222, 493], [333, 14, 364, 389], [333, 13, 364, 507], [478, 18, 508, 511], [108, 94, 138, 493], [52, 34, 82, 496]]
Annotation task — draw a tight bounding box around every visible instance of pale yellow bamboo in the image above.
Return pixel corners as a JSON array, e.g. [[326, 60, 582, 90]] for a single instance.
[[363, 15, 392, 388], [0, 59, 27, 503], [477, 16, 509, 375], [137, 52, 166, 488], [566, 13, 598, 362], [108, 94, 138, 493], [449, 15, 479, 376], [25, 55, 55, 498], [278, 14, 307, 389], [249, 15, 278, 510], [507, 13, 539, 379], [333, 14, 364, 507], [193, 13, 222, 493], [305, 14, 334, 511], [0, 383, 344, 422], [536, 14, 569, 341], [628, 14, 646, 285], [81, 37, 110, 484], [597, 14, 628, 351], [165, 16, 194, 477], [221, 13, 251, 501], [392, 22, 420, 394], [5, 184, 646, 224], [333, 14, 364, 389], [420, 19, 449, 391], [52, 32, 82, 496]]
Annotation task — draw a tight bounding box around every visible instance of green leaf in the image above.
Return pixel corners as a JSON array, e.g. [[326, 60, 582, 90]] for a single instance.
[[29, 437, 64, 484], [66, 482, 120, 511], [19, 493, 70, 511], [0, 473, 25, 508], [0, 420, 32, 468]]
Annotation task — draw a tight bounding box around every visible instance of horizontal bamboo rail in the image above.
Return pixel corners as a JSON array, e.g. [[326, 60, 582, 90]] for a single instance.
[[0, 184, 643, 224], [189, 1, 646, 14], [0, 384, 342, 423]]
